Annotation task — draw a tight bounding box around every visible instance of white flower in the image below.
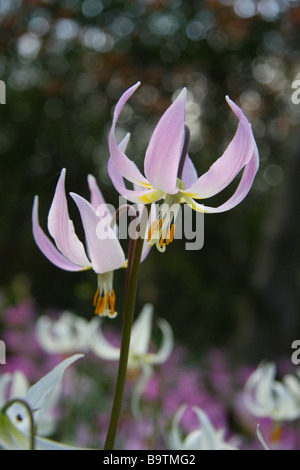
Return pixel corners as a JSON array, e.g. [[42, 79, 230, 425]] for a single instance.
[[0, 354, 85, 450], [0, 368, 60, 438], [89, 303, 174, 415], [244, 361, 300, 421], [35, 305, 173, 417], [168, 405, 238, 450], [36, 311, 90, 354]]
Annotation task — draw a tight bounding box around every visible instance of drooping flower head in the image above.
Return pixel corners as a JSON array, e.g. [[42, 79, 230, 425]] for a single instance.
[[32, 169, 126, 318], [168, 404, 239, 450], [108, 82, 259, 252], [244, 361, 300, 422]]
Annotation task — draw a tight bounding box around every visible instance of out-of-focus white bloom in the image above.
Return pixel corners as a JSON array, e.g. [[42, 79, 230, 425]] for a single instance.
[[168, 404, 239, 450], [0, 354, 85, 450], [36, 305, 173, 416], [36, 311, 90, 354], [244, 361, 300, 421], [89, 303, 173, 366], [89, 303, 174, 415], [0, 368, 59, 438], [0, 370, 29, 406]]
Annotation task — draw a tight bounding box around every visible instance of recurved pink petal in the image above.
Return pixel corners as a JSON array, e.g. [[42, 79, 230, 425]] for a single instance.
[[109, 82, 149, 187], [181, 154, 198, 188], [184, 97, 256, 199], [87, 174, 115, 229], [70, 192, 126, 274], [87, 174, 107, 210], [32, 197, 87, 271], [47, 169, 91, 267], [182, 143, 259, 213], [144, 88, 187, 195]]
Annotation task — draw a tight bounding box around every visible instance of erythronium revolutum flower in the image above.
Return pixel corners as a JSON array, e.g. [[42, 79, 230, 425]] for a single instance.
[[244, 361, 300, 421], [88, 303, 174, 416], [36, 311, 91, 354], [108, 82, 259, 252], [168, 405, 238, 450], [32, 168, 129, 318], [0, 354, 86, 450]]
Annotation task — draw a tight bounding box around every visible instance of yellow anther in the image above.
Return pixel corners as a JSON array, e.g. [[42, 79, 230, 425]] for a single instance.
[[166, 226, 171, 245], [95, 295, 102, 314], [159, 231, 166, 248], [99, 296, 106, 314], [94, 288, 117, 317], [147, 219, 159, 242], [93, 288, 100, 307], [109, 289, 116, 317], [169, 223, 175, 243]]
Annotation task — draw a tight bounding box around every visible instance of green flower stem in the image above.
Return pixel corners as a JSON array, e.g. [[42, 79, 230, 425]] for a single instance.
[[2, 399, 35, 450], [103, 205, 150, 450]]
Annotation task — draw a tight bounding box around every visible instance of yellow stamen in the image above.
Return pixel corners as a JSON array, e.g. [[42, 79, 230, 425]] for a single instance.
[[147, 219, 159, 242], [166, 226, 171, 245], [95, 294, 102, 314], [169, 223, 175, 243], [99, 296, 106, 315], [159, 231, 166, 248], [109, 289, 116, 317], [94, 287, 117, 317], [93, 288, 99, 307]]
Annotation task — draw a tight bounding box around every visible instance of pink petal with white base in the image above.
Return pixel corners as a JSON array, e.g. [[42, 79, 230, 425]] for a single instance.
[[70, 192, 126, 274], [108, 82, 149, 187], [47, 169, 90, 267], [184, 97, 256, 199], [183, 143, 259, 213], [32, 196, 87, 271], [144, 89, 187, 195]]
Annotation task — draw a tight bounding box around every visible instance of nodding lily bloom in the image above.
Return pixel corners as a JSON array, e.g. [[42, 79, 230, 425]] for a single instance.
[[244, 361, 300, 422], [36, 311, 91, 354], [0, 354, 86, 450], [88, 303, 174, 416], [32, 168, 126, 318], [108, 82, 259, 252], [168, 405, 239, 450]]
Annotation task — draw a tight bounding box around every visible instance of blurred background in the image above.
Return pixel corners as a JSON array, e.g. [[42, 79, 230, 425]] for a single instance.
[[0, 0, 300, 375]]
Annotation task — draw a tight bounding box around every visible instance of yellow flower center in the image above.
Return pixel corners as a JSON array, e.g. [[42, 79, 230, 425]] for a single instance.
[[93, 272, 117, 318], [147, 180, 184, 253]]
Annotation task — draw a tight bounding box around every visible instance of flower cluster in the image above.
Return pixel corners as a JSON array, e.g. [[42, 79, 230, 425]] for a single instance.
[[33, 82, 259, 307], [12, 83, 263, 451], [2, 291, 300, 450]]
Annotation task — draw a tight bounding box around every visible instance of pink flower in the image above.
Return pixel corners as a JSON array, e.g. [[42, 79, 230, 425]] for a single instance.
[[108, 82, 259, 251], [32, 169, 126, 318]]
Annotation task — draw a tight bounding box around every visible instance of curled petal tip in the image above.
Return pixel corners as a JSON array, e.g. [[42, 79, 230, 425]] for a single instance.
[[225, 95, 244, 119], [175, 87, 187, 104]]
